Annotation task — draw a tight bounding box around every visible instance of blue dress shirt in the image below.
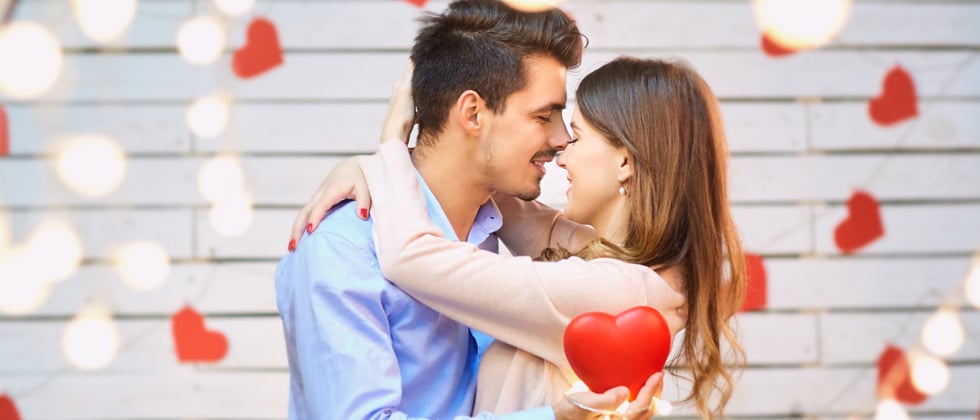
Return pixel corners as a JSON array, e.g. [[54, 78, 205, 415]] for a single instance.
[[275, 175, 555, 420]]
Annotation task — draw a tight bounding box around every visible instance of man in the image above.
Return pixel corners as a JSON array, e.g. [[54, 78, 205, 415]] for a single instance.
[[275, 1, 582, 418]]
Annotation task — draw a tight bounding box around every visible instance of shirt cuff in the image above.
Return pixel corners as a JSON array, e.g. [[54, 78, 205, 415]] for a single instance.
[[497, 406, 556, 420]]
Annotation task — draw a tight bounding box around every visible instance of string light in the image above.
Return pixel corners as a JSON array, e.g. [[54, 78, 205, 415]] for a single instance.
[[908, 351, 950, 395], [208, 192, 254, 237], [920, 309, 965, 357], [0, 246, 52, 315], [197, 155, 245, 203], [186, 93, 230, 139], [215, 0, 256, 16], [176, 16, 226, 66], [115, 241, 171, 292], [501, 0, 564, 12], [62, 306, 120, 370], [752, 0, 852, 50], [0, 21, 64, 98], [71, 0, 138, 42], [27, 220, 83, 284], [56, 135, 126, 197], [873, 399, 909, 420]]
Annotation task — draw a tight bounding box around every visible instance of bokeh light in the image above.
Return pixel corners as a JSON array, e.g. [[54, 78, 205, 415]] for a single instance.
[[56, 135, 126, 197], [873, 399, 909, 420], [0, 21, 64, 98], [176, 16, 226, 66], [115, 241, 171, 292], [752, 0, 852, 50], [208, 192, 253, 237], [920, 309, 965, 357], [908, 351, 950, 395], [186, 94, 230, 139], [501, 0, 564, 12], [215, 0, 256, 16], [0, 212, 9, 255], [197, 156, 245, 203], [27, 220, 83, 283], [0, 246, 52, 315], [62, 306, 121, 370], [71, 0, 138, 42]]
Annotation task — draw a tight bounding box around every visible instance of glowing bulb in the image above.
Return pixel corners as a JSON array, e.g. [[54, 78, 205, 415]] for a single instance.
[[0, 21, 64, 99], [56, 135, 126, 197], [753, 0, 852, 50], [197, 156, 245, 203], [187, 94, 230, 139], [71, 0, 138, 42], [0, 247, 52, 315], [115, 241, 171, 292], [966, 258, 980, 309], [27, 221, 83, 283], [62, 307, 120, 370], [921, 309, 965, 357], [209, 193, 253, 237], [176, 16, 226, 66], [501, 0, 564, 12], [215, 0, 256, 16], [908, 352, 950, 395], [873, 399, 909, 420]]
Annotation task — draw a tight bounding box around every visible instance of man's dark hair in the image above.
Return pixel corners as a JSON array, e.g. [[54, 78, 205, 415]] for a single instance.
[[411, 0, 583, 144]]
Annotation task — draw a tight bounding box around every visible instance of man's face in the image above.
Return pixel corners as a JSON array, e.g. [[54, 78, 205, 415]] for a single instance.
[[479, 55, 571, 200]]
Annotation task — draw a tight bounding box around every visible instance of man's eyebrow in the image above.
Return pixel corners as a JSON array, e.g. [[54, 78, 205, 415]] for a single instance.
[[532, 102, 566, 113]]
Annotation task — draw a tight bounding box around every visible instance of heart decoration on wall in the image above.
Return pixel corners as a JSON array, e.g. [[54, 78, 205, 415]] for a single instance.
[[172, 306, 229, 363], [760, 33, 797, 57], [869, 65, 918, 126], [404, 0, 427, 6], [0, 104, 9, 156], [563, 306, 671, 401], [232, 17, 284, 79], [0, 394, 21, 420], [877, 344, 928, 405], [739, 253, 768, 312], [834, 190, 885, 255]]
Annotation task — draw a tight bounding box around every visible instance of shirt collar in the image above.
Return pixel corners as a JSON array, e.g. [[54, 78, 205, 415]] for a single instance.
[[416, 172, 502, 244]]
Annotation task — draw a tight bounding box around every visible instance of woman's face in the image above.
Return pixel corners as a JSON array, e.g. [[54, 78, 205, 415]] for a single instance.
[[556, 104, 628, 226]]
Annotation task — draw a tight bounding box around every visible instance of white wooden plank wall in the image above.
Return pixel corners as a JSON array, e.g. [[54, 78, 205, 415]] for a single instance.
[[0, 1, 978, 419]]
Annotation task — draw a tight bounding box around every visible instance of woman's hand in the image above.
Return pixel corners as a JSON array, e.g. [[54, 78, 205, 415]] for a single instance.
[[380, 62, 416, 144], [553, 372, 665, 420], [287, 156, 370, 251]]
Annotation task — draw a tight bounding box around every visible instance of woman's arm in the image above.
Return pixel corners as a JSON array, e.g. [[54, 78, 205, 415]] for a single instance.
[[361, 142, 686, 365]]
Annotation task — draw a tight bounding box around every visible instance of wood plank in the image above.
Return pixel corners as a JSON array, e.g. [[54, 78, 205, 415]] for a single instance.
[[812, 203, 980, 255], [765, 257, 975, 310], [820, 311, 980, 364], [730, 205, 813, 255], [810, 102, 980, 152], [732, 313, 819, 365]]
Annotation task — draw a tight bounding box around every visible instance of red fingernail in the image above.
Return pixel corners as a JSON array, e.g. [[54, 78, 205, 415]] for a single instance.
[[360, 209, 368, 219], [288, 239, 297, 252], [306, 223, 313, 234]]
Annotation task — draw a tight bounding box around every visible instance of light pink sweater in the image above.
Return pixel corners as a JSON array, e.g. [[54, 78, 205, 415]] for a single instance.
[[360, 141, 687, 414]]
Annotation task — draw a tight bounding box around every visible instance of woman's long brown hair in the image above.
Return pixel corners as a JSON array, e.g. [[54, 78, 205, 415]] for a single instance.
[[539, 57, 747, 418]]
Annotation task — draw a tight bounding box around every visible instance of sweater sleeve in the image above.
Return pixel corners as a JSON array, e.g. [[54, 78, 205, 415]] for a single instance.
[[360, 142, 687, 365]]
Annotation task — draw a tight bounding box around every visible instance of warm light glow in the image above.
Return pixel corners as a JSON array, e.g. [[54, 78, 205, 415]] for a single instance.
[[966, 257, 980, 309], [209, 193, 253, 237], [27, 221, 83, 283], [873, 399, 909, 420], [215, 0, 256, 16], [176, 16, 226, 66], [186, 94, 230, 139], [653, 398, 673, 416], [501, 0, 564, 12], [71, 0, 138, 42], [908, 352, 950, 395], [0, 212, 9, 255], [56, 135, 126, 197], [115, 241, 171, 292], [921, 309, 965, 357], [752, 0, 852, 50], [197, 156, 245, 203], [62, 306, 120, 370], [0, 21, 64, 98], [0, 247, 52, 315]]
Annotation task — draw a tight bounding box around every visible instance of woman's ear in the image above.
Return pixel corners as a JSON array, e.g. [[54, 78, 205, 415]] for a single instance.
[[616, 149, 633, 183], [454, 90, 485, 136]]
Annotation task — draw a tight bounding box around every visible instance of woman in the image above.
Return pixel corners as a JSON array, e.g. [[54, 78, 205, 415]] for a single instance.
[[293, 57, 746, 419]]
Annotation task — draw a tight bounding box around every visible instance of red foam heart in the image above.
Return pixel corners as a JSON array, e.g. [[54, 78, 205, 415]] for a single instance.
[[877, 344, 928, 405], [0, 394, 22, 420], [760, 33, 797, 57], [739, 253, 768, 312], [232, 17, 284, 79], [404, 0, 427, 6], [834, 190, 885, 255], [172, 306, 228, 363], [564, 306, 671, 400], [0, 104, 9, 156], [869, 65, 918, 126]]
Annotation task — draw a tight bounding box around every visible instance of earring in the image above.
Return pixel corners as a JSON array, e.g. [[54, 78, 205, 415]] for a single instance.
[[619, 185, 626, 196]]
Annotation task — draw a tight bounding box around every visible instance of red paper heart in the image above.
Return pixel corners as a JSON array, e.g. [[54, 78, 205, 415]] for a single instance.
[[869, 65, 918, 126], [0, 104, 9, 156], [877, 345, 928, 405], [834, 190, 885, 255], [564, 306, 671, 400], [760, 33, 797, 57], [232, 17, 284, 79], [172, 306, 228, 363], [739, 253, 768, 312], [403, 0, 427, 6], [0, 394, 22, 420]]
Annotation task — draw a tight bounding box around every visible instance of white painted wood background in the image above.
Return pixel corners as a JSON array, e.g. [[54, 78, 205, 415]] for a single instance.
[[1, 0, 978, 419]]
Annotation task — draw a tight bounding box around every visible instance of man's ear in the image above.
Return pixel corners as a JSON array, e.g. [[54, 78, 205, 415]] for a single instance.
[[454, 90, 486, 136]]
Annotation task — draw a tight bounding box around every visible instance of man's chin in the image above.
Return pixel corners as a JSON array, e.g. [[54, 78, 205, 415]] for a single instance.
[[513, 187, 541, 201]]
